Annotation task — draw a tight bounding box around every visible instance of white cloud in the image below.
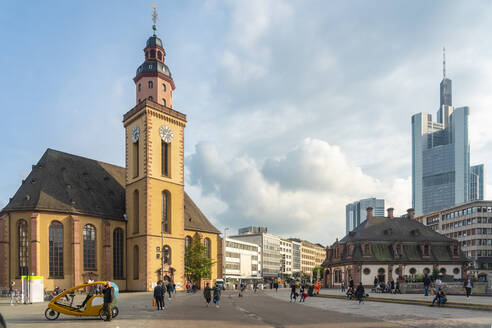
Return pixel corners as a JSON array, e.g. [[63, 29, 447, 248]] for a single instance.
[[188, 138, 411, 244]]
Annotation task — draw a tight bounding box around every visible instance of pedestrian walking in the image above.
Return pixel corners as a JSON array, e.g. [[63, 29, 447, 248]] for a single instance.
[[289, 281, 297, 303], [373, 276, 378, 290], [167, 281, 173, 299], [423, 274, 431, 296], [154, 281, 165, 310], [340, 281, 345, 293], [299, 285, 305, 302], [213, 284, 221, 308], [395, 280, 401, 294], [464, 276, 473, 298], [102, 282, 115, 321], [355, 282, 365, 304], [274, 281, 279, 292], [203, 282, 212, 307], [9, 281, 15, 306], [253, 282, 258, 293], [349, 276, 354, 289]]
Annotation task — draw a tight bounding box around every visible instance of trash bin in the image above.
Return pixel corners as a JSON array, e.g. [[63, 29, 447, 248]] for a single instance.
[[308, 285, 314, 296]]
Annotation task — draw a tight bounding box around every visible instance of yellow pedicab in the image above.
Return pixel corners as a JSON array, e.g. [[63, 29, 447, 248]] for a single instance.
[[44, 281, 119, 321]]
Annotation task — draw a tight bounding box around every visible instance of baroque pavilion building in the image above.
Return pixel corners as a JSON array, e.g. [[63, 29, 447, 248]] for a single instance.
[[322, 207, 469, 287], [0, 17, 221, 292]]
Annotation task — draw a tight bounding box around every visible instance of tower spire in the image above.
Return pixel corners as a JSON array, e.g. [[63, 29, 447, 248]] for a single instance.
[[151, 5, 158, 36], [443, 46, 446, 79]]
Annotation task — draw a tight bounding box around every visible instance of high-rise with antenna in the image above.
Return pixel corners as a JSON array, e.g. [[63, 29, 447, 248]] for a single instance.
[[411, 48, 473, 216], [437, 47, 453, 125]]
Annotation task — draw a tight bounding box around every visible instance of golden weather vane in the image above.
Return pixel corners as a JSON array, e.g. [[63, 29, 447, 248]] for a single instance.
[[151, 5, 159, 36]]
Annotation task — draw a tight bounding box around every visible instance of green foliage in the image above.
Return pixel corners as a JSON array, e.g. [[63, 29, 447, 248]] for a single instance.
[[184, 235, 215, 284], [432, 269, 440, 279], [312, 266, 323, 280], [414, 273, 424, 282]]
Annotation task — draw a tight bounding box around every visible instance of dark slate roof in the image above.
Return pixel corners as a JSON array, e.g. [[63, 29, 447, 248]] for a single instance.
[[184, 193, 220, 234], [2, 149, 220, 234], [136, 60, 172, 78], [339, 217, 453, 243], [322, 217, 468, 266], [2, 149, 126, 220], [146, 36, 163, 48]]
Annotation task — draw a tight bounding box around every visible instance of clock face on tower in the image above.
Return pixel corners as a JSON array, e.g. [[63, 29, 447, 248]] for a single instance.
[[132, 125, 140, 143], [159, 125, 174, 143]]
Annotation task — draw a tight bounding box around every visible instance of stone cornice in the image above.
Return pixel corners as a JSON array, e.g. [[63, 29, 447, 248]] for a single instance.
[[123, 99, 186, 126]]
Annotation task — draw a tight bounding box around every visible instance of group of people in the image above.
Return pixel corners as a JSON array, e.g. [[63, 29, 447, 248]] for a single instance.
[[203, 283, 222, 308], [342, 277, 367, 304], [372, 277, 400, 294], [152, 280, 176, 310], [288, 280, 309, 303]]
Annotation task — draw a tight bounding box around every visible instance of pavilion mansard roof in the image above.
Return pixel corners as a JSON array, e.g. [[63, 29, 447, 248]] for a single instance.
[[1, 149, 220, 234], [322, 216, 468, 267]]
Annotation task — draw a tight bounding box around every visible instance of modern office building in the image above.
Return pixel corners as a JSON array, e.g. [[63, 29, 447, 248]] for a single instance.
[[280, 239, 293, 278], [229, 232, 281, 279], [470, 164, 485, 201], [300, 240, 325, 276], [290, 239, 302, 275], [223, 238, 261, 285], [412, 52, 471, 216], [346, 198, 385, 234], [415, 200, 492, 281], [238, 226, 268, 235]]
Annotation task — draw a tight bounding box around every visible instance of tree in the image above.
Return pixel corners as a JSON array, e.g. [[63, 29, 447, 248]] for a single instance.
[[184, 234, 215, 284], [312, 266, 323, 281]]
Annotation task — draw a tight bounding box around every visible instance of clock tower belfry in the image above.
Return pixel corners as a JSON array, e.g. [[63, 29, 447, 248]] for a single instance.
[[123, 7, 187, 291], [134, 7, 175, 108]]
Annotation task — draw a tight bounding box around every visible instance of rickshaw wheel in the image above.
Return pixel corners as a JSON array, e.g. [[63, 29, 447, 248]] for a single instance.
[[99, 308, 107, 321], [112, 306, 119, 318], [44, 308, 60, 320]]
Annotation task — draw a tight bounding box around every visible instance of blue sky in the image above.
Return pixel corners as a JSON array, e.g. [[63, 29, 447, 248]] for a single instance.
[[2, 1, 492, 244]]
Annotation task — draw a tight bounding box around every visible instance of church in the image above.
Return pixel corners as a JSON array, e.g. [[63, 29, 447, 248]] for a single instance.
[[0, 16, 221, 291]]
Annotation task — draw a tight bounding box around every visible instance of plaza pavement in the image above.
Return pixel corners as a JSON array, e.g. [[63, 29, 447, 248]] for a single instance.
[[0, 289, 490, 328], [319, 288, 492, 305], [266, 289, 492, 327]]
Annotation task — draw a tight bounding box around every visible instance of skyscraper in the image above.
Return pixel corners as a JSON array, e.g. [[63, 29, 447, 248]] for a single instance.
[[470, 164, 485, 201], [412, 50, 471, 215], [345, 198, 385, 234]]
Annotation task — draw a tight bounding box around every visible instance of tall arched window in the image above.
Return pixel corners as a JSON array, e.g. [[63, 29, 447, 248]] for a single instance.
[[113, 228, 124, 279], [161, 83, 166, 92], [133, 139, 139, 178], [133, 245, 139, 280], [185, 236, 192, 249], [83, 224, 96, 270], [163, 245, 171, 265], [18, 220, 28, 276], [49, 221, 64, 278], [161, 140, 170, 176], [161, 191, 171, 233], [133, 190, 139, 234], [148, 81, 153, 89], [204, 238, 211, 258]]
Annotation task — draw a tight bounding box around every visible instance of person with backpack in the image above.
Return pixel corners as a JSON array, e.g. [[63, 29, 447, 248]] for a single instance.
[[213, 283, 221, 308], [355, 282, 365, 304], [203, 282, 212, 307]]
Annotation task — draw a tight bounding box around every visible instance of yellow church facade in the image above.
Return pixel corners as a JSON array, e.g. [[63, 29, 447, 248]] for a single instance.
[[0, 22, 221, 292]]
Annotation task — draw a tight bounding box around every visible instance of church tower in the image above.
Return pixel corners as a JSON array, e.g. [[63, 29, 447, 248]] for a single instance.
[[123, 7, 186, 291]]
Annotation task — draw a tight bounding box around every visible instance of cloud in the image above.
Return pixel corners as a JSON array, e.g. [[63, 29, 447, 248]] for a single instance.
[[187, 138, 411, 244]]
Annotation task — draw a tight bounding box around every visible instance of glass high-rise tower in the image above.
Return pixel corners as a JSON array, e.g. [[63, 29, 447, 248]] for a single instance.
[[346, 198, 385, 234], [412, 51, 471, 215], [470, 164, 485, 201]]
